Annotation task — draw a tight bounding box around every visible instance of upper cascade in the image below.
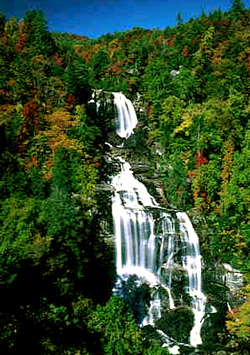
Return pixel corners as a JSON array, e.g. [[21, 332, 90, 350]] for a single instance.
[[88, 90, 138, 139], [113, 92, 138, 138]]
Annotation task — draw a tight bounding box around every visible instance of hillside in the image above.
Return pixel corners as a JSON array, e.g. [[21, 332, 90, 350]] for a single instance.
[[1, 2, 250, 353]]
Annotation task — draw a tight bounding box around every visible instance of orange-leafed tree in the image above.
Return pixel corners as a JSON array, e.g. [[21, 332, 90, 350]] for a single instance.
[[43, 108, 82, 154]]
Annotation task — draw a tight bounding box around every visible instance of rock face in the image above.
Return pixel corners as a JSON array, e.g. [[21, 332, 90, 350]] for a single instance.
[[106, 131, 124, 146], [198, 261, 244, 354], [156, 306, 195, 343], [130, 163, 149, 173], [203, 262, 243, 310], [132, 94, 148, 125]]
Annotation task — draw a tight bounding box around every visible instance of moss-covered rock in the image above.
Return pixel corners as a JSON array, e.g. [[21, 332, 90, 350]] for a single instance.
[[156, 306, 194, 343]]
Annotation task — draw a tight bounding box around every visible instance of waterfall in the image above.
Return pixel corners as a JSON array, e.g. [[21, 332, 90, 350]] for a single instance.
[[89, 90, 138, 138], [106, 92, 206, 348], [177, 212, 206, 346], [113, 92, 138, 138]]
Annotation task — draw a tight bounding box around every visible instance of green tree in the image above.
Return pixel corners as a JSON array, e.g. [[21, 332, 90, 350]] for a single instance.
[[227, 285, 250, 348], [90, 48, 110, 83], [24, 10, 56, 55], [230, 0, 245, 13], [0, 12, 6, 34], [88, 296, 143, 355], [66, 59, 91, 103], [175, 12, 183, 26]]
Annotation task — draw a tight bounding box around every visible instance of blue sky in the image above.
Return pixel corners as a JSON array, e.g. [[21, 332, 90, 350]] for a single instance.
[[1, 0, 250, 38]]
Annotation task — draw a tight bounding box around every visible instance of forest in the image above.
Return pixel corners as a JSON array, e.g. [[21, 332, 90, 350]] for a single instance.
[[1, 0, 250, 354]]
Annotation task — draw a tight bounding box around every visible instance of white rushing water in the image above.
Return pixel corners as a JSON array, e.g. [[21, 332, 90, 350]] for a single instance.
[[177, 212, 206, 346], [112, 158, 175, 318], [109, 91, 206, 348], [89, 91, 138, 138], [113, 92, 138, 138]]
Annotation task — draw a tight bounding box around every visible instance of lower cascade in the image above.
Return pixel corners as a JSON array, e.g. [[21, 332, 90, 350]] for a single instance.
[[112, 158, 206, 348]]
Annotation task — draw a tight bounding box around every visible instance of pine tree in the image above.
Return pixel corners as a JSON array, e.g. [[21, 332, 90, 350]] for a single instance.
[[24, 10, 56, 55], [230, 0, 245, 18], [0, 12, 6, 35], [175, 12, 183, 26], [66, 58, 90, 103]]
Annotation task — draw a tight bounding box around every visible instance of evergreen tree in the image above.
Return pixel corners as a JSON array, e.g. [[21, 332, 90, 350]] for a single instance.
[[0, 12, 6, 34], [231, 0, 245, 12], [66, 58, 90, 103], [230, 0, 245, 19], [175, 12, 183, 26], [24, 9, 56, 55]]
